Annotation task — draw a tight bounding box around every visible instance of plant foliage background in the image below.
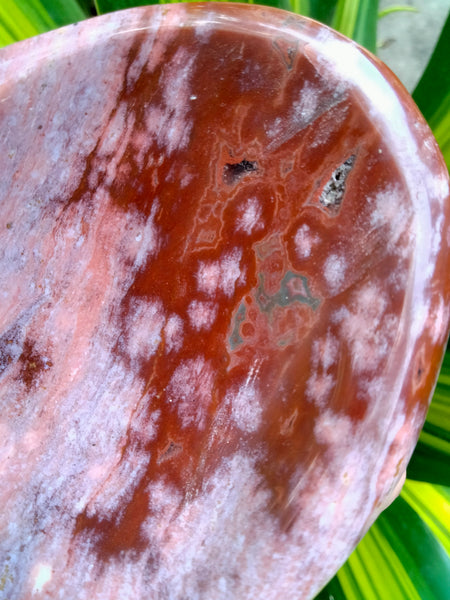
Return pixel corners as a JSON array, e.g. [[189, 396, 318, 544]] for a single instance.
[[0, 1, 449, 598]]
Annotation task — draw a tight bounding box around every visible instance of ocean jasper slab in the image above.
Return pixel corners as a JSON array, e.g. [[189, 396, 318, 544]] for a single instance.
[[0, 4, 449, 599]]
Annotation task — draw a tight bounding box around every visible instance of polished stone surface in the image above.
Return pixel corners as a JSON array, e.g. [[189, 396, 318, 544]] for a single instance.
[[0, 4, 449, 599]]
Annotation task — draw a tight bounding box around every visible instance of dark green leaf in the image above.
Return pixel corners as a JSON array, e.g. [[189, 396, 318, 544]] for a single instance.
[[408, 351, 450, 485], [413, 9, 450, 121], [413, 10, 450, 169], [308, 0, 338, 25], [408, 438, 450, 486], [315, 574, 347, 600], [94, 0, 297, 15], [94, 0, 153, 14], [39, 0, 88, 24], [73, 0, 97, 17]]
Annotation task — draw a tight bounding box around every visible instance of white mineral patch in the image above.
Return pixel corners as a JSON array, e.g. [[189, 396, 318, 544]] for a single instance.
[[96, 100, 129, 158], [220, 248, 243, 296], [122, 297, 165, 364], [129, 202, 161, 270], [429, 295, 448, 345], [294, 224, 318, 259], [236, 198, 263, 234], [292, 81, 319, 126], [167, 356, 214, 429], [324, 254, 346, 294], [164, 313, 184, 352], [0, 422, 15, 477], [333, 283, 398, 374], [125, 19, 162, 90], [311, 332, 339, 371], [228, 380, 262, 433], [266, 79, 344, 151], [314, 409, 352, 447], [129, 406, 160, 446], [431, 171, 449, 205], [85, 446, 149, 520], [180, 172, 194, 187], [31, 563, 52, 594], [196, 248, 242, 298], [197, 260, 221, 296], [146, 46, 196, 155], [427, 213, 444, 278], [188, 299, 218, 330], [369, 185, 412, 252], [306, 372, 336, 408]]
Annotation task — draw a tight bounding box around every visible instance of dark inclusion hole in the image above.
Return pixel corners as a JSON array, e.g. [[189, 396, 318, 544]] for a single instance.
[[157, 439, 183, 464], [223, 159, 258, 185], [319, 154, 356, 210]]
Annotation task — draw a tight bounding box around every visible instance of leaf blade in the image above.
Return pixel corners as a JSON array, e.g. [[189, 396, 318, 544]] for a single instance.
[[0, 0, 87, 46], [332, 0, 378, 53], [413, 10, 450, 168], [94, 0, 299, 15], [408, 351, 450, 485], [319, 493, 450, 600], [401, 480, 450, 556]]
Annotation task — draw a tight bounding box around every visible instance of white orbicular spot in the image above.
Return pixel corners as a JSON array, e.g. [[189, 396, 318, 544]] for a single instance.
[[122, 297, 165, 363], [196, 248, 243, 297], [323, 254, 346, 294], [220, 248, 243, 296], [429, 295, 448, 344], [167, 356, 214, 429], [295, 224, 318, 259], [236, 198, 263, 234], [333, 283, 398, 374], [227, 363, 263, 432], [306, 372, 336, 408], [314, 409, 352, 446], [187, 300, 217, 330], [145, 46, 197, 155], [164, 313, 184, 352], [311, 333, 339, 371], [370, 185, 412, 251], [196, 260, 221, 296], [306, 334, 339, 407]]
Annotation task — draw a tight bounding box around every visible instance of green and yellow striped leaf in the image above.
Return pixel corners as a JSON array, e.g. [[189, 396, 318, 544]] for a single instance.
[[401, 480, 450, 556], [319, 488, 450, 599], [0, 0, 87, 47], [332, 0, 378, 54]]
